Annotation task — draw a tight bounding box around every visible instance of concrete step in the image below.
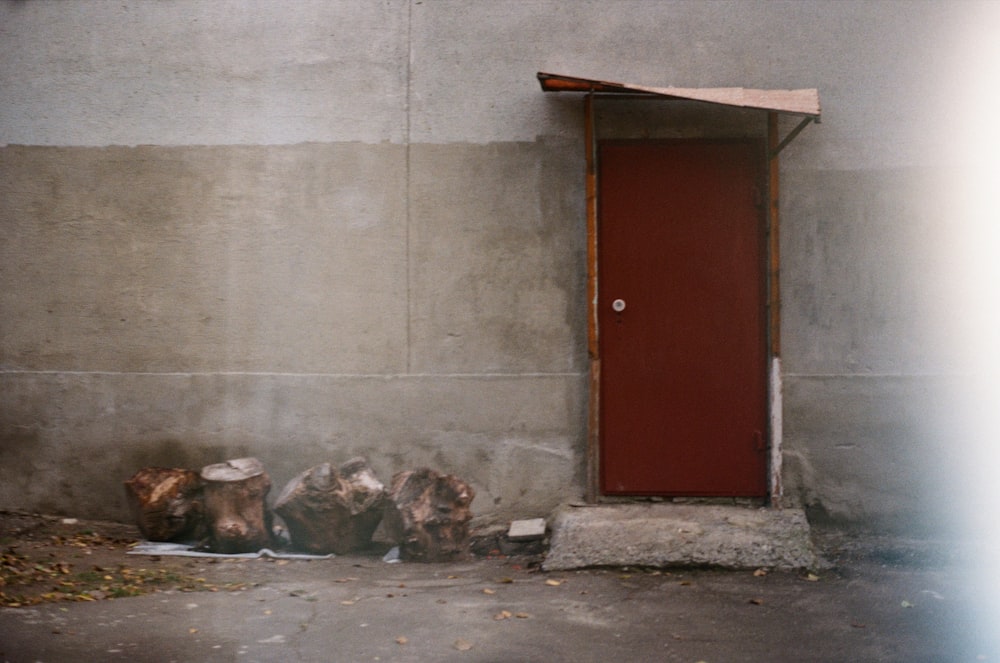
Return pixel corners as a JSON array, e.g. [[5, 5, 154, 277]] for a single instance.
[[543, 503, 821, 571]]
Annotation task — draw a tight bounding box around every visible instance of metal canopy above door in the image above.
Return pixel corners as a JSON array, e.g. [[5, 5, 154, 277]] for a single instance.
[[537, 72, 821, 157], [537, 71, 820, 504], [537, 72, 820, 117]]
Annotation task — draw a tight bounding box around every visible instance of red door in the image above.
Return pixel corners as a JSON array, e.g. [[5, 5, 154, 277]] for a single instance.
[[598, 140, 767, 496]]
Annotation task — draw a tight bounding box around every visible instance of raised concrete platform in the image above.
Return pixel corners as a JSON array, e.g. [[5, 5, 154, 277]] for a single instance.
[[543, 503, 821, 571]]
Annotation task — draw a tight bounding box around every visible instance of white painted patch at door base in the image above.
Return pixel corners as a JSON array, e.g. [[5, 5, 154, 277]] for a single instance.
[[770, 356, 784, 505]]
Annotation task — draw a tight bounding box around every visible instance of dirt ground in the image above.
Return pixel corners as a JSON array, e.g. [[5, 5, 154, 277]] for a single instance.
[[3, 510, 999, 662], [0, 509, 973, 608], [0, 510, 536, 608]]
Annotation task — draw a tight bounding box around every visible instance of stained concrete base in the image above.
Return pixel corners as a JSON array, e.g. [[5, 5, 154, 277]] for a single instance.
[[543, 503, 821, 571]]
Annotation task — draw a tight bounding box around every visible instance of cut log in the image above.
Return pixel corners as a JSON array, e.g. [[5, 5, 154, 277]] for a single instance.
[[200, 457, 272, 554], [381, 468, 475, 562], [123, 467, 206, 542], [274, 457, 386, 554]]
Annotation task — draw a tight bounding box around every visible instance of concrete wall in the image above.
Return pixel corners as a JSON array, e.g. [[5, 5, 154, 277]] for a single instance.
[[0, 1, 987, 531]]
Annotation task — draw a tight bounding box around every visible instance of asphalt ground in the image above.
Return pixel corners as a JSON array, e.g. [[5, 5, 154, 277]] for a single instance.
[[1, 513, 997, 662]]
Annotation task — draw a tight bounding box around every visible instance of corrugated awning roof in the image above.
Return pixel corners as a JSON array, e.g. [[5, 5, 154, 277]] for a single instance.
[[537, 72, 821, 119]]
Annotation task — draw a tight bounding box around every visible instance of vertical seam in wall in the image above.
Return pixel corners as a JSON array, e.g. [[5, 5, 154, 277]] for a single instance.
[[405, 0, 413, 374]]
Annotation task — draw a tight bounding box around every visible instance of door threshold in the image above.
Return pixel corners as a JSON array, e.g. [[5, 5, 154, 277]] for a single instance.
[[588, 496, 769, 508]]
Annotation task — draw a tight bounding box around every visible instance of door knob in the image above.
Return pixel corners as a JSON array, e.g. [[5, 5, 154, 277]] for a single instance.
[[612, 299, 626, 313]]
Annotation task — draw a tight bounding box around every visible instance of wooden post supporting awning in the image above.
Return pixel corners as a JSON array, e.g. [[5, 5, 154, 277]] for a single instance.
[[538, 72, 820, 504]]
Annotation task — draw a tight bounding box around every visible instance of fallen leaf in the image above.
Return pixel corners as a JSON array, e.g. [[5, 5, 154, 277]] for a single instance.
[[544, 579, 564, 587], [514, 612, 530, 619], [447, 575, 458, 579], [454, 638, 473, 651], [189, 628, 198, 634], [494, 610, 512, 620], [753, 568, 768, 577], [497, 577, 514, 584], [395, 636, 408, 645], [804, 573, 820, 582], [748, 598, 764, 605], [901, 600, 914, 608], [482, 588, 496, 595], [340, 600, 356, 606]]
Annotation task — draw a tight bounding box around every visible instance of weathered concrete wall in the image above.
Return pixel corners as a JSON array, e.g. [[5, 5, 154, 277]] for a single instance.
[[0, 1, 986, 531]]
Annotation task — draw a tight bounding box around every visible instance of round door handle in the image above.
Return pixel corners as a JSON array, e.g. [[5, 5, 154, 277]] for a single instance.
[[612, 298, 626, 313]]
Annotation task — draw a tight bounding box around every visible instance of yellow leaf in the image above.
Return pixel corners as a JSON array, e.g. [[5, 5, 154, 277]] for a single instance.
[[482, 588, 496, 595], [395, 636, 408, 645], [493, 610, 512, 620], [545, 579, 564, 587], [753, 568, 768, 577], [189, 628, 198, 634]]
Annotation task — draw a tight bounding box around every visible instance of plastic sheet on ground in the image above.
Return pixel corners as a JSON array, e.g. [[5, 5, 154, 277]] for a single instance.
[[128, 541, 334, 560]]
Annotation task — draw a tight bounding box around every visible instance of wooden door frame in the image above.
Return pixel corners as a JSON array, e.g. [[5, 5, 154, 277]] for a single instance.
[[582, 94, 785, 506]]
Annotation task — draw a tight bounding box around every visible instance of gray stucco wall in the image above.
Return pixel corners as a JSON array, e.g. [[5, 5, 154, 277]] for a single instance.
[[1, 1, 990, 531]]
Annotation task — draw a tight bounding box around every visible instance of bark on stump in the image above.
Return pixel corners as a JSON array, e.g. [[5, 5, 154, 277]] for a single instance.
[[274, 457, 387, 554], [201, 457, 272, 553], [381, 468, 475, 562], [123, 467, 206, 542]]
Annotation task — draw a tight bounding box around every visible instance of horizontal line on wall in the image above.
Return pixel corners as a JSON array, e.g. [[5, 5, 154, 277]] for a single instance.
[[0, 370, 584, 379], [783, 372, 959, 378]]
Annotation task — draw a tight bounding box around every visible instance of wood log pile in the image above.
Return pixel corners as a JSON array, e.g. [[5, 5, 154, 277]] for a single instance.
[[124, 467, 205, 542], [124, 457, 475, 561], [274, 458, 387, 555], [379, 468, 475, 562], [201, 457, 273, 554]]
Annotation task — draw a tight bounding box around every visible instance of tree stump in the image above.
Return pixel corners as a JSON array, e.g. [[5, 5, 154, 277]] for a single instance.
[[274, 457, 387, 554], [123, 467, 206, 542], [380, 468, 475, 562], [201, 457, 272, 553]]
